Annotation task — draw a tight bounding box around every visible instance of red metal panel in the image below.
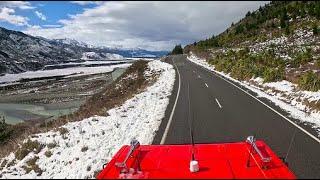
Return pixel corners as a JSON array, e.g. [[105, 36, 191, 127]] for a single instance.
[[97, 140, 296, 179]]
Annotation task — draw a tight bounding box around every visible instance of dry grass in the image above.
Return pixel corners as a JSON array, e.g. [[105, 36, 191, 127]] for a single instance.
[[0, 159, 8, 170], [47, 60, 149, 127], [303, 99, 320, 112], [93, 170, 101, 178], [22, 156, 42, 175], [6, 159, 15, 167], [47, 142, 57, 149], [0, 60, 151, 159], [57, 127, 69, 135], [14, 139, 43, 160]]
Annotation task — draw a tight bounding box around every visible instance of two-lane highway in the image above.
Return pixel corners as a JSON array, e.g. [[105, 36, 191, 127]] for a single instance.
[[153, 55, 320, 178]]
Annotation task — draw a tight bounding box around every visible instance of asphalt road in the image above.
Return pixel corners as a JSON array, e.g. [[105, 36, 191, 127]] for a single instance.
[[153, 54, 320, 178]]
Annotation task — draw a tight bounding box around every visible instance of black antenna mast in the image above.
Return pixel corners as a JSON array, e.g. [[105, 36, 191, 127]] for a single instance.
[[187, 82, 196, 161]]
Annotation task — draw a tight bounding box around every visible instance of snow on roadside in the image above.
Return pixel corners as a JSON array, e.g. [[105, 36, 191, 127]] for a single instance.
[[0, 60, 175, 179], [187, 52, 320, 136]]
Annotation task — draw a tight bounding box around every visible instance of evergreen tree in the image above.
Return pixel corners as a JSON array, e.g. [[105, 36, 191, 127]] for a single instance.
[[235, 24, 244, 34], [280, 8, 289, 29], [170, 45, 183, 55], [246, 11, 251, 17], [315, 3, 320, 19], [313, 24, 319, 35]]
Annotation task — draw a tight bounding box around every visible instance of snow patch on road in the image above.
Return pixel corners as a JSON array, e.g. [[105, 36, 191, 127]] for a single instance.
[[187, 53, 320, 136], [0, 60, 175, 179]]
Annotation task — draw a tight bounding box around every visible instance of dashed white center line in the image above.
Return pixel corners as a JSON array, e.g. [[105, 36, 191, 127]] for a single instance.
[[215, 98, 222, 108], [205, 83, 208, 88]]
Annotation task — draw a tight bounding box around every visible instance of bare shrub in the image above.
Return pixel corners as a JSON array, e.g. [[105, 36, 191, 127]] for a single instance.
[[44, 151, 52, 158], [15, 139, 43, 160], [81, 146, 88, 152]]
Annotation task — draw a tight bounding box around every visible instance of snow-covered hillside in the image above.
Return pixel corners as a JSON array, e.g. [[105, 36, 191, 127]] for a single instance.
[[0, 60, 175, 178], [53, 38, 93, 48], [0, 26, 168, 74], [81, 52, 124, 60], [187, 53, 320, 136]]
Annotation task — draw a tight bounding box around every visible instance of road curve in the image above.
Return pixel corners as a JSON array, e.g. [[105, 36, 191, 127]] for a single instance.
[[153, 54, 320, 178]]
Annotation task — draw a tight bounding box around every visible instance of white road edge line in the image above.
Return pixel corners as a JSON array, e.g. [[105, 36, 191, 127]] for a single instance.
[[192, 61, 320, 144], [215, 98, 222, 108], [160, 58, 181, 144], [205, 83, 208, 88]]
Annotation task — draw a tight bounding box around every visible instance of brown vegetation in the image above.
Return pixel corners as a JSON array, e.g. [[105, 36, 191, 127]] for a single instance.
[[14, 139, 43, 160], [0, 60, 151, 159], [22, 156, 43, 175]]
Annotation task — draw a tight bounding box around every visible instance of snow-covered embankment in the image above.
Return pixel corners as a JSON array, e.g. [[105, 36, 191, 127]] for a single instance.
[[0, 60, 175, 178], [187, 53, 320, 136]]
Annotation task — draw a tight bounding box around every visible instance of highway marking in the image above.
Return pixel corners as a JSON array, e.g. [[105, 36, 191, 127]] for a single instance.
[[215, 98, 222, 108], [205, 83, 208, 88], [192, 61, 320, 144], [160, 57, 181, 144]]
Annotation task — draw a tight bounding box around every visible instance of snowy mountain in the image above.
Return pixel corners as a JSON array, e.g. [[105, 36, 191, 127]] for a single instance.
[[0, 27, 169, 74], [53, 38, 93, 48], [81, 52, 123, 60]]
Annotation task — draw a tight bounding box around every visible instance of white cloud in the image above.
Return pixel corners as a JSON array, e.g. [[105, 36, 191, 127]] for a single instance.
[[0, 1, 35, 10], [42, 24, 62, 28], [24, 1, 268, 51], [0, 1, 34, 26], [35, 10, 46, 21], [70, 1, 103, 6], [0, 7, 29, 26]]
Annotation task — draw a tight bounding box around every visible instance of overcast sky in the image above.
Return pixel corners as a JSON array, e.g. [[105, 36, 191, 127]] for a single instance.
[[0, 1, 268, 51]]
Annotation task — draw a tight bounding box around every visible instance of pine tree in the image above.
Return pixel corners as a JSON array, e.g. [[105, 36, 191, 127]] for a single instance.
[[170, 45, 183, 55], [280, 7, 289, 29], [315, 3, 320, 19], [313, 24, 319, 35], [246, 11, 251, 17]]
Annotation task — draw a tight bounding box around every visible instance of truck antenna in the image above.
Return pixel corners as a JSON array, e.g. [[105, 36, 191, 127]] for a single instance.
[[187, 81, 199, 173], [187, 82, 196, 161]]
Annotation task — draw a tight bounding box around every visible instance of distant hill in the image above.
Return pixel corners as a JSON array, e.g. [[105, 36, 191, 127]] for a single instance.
[[184, 1, 320, 91], [0, 27, 168, 74]]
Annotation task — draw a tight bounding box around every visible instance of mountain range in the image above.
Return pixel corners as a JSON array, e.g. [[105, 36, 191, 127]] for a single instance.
[[0, 27, 168, 74]]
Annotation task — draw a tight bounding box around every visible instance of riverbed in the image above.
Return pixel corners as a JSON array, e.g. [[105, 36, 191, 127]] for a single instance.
[[0, 65, 128, 125]]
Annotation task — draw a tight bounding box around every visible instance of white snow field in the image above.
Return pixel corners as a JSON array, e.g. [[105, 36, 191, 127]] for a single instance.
[[187, 53, 320, 136], [0, 60, 175, 178]]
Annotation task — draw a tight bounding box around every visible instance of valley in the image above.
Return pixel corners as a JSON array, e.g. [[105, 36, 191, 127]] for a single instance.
[[0, 61, 131, 125]]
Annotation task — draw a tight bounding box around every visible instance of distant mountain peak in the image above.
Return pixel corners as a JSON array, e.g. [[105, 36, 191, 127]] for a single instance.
[[0, 26, 169, 74]]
